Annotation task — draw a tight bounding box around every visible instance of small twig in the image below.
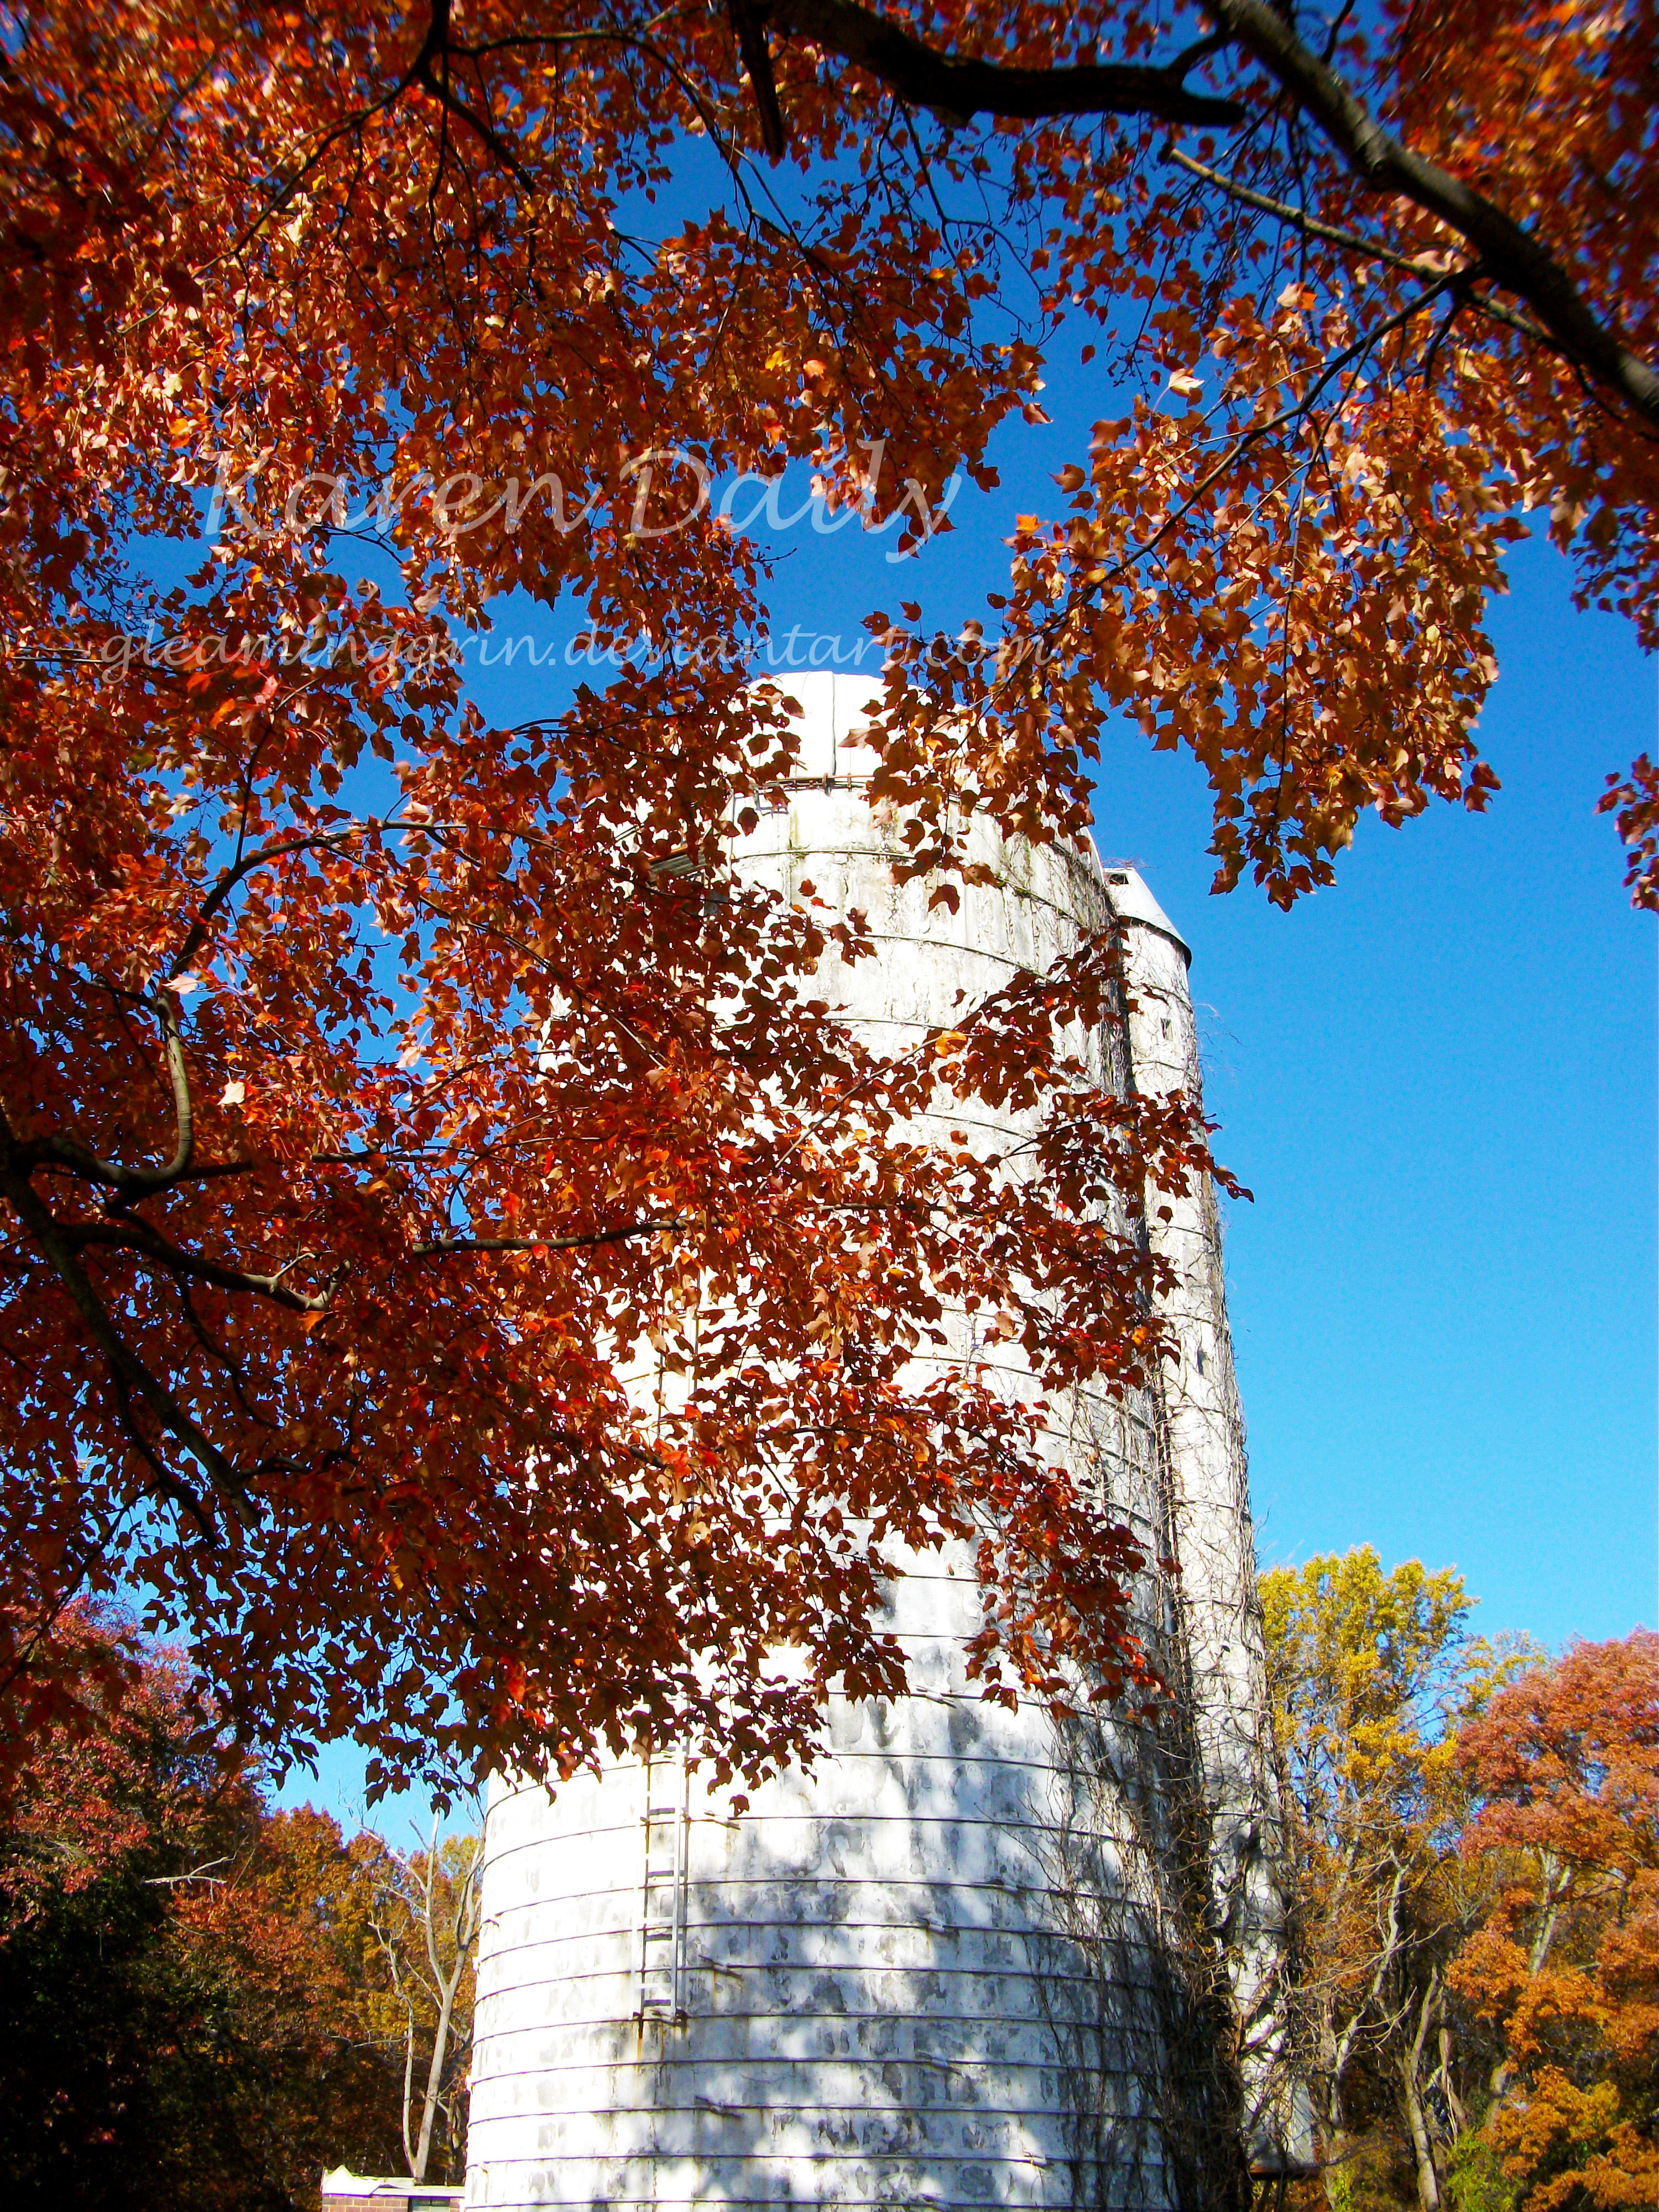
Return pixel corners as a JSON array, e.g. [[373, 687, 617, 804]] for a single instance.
[[145, 1856, 233, 1887]]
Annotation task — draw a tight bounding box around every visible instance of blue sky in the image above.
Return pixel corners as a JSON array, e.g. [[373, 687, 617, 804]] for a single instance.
[[276, 328, 1655, 1828], [1112, 533, 1655, 1651]]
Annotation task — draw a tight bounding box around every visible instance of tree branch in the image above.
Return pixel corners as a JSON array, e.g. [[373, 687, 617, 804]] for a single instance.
[[1164, 147, 1554, 348], [169, 826, 374, 986], [409, 1217, 684, 1258], [152, 991, 196, 1185], [0, 1131, 254, 1529], [771, 0, 1245, 127], [405, 0, 535, 186], [62, 1217, 332, 1316], [729, 1, 787, 158], [5, 828, 370, 1205], [767, 0, 1655, 424], [1202, 0, 1659, 430]]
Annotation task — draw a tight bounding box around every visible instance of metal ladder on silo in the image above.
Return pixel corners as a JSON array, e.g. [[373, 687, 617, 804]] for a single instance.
[[637, 1750, 688, 2024]]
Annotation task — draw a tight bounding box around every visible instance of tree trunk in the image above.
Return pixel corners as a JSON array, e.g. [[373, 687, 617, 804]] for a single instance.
[[409, 1829, 483, 2183], [1310, 2037, 1346, 2211], [1400, 1980, 1443, 2212], [410, 1968, 458, 2183], [1401, 2063, 1441, 2211]]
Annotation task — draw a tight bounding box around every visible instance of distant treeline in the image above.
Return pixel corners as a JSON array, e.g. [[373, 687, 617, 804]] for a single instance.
[[0, 1559, 1650, 2212]]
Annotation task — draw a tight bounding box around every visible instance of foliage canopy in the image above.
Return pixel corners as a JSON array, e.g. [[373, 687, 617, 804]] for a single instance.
[[1, 0, 1652, 1794]]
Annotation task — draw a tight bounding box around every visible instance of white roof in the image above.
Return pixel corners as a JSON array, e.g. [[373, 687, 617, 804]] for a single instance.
[[319, 2173, 461, 2202], [1099, 863, 1192, 964]]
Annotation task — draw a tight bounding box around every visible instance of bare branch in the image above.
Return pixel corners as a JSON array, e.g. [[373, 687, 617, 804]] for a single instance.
[[145, 1856, 233, 1887], [372, 1823, 484, 2184], [409, 1217, 684, 1258]]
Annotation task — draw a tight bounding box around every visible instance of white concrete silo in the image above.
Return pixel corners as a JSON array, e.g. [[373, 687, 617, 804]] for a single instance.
[[464, 675, 1302, 2211]]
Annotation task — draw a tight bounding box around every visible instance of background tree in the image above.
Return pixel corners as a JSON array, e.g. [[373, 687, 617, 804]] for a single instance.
[[0, 1601, 473, 2206], [363, 1822, 483, 2185], [1, 0, 1653, 1802], [1259, 1548, 1533, 2212], [1449, 1632, 1657, 2212]]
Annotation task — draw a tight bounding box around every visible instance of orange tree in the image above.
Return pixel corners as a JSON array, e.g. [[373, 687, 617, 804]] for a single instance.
[[1, 1, 1653, 1801], [1450, 1632, 1658, 2212]]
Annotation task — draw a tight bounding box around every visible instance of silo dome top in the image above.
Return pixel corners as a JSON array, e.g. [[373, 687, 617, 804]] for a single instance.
[[1098, 864, 1192, 967], [763, 668, 883, 782]]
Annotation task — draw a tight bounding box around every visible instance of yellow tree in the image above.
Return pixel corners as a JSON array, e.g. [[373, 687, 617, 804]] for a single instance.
[[1260, 1549, 1533, 2212]]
